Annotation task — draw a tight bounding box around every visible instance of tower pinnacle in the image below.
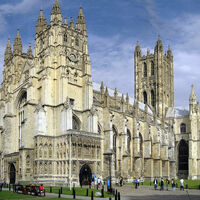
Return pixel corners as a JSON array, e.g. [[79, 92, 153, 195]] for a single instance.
[[51, 0, 62, 25], [13, 29, 22, 55], [36, 9, 47, 34], [76, 7, 87, 35], [4, 38, 12, 62]]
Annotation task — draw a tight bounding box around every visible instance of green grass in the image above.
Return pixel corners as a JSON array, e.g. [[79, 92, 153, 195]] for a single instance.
[[0, 190, 37, 199], [45, 186, 113, 198], [0, 190, 82, 200]]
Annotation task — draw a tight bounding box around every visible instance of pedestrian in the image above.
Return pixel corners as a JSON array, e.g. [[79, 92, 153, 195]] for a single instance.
[[138, 177, 140, 187], [120, 176, 123, 187], [135, 178, 138, 189], [160, 178, 164, 191], [180, 178, 184, 191], [166, 179, 169, 191], [153, 178, 158, 190]]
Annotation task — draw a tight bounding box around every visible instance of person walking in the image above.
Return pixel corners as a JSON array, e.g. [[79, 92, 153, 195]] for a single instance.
[[153, 178, 158, 190], [166, 179, 170, 191], [180, 178, 184, 191], [160, 178, 164, 191], [135, 178, 138, 189]]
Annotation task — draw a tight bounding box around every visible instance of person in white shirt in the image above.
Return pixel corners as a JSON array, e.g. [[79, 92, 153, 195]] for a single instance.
[[180, 178, 184, 191]]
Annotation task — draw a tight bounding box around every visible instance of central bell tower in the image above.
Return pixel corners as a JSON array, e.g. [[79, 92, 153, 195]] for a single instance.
[[34, 0, 93, 111]]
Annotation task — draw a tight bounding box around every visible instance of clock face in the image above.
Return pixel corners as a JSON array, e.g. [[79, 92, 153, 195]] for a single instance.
[[68, 52, 78, 63]]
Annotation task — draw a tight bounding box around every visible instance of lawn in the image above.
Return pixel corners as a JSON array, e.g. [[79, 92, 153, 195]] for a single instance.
[[0, 190, 81, 200], [45, 186, 113, 198]]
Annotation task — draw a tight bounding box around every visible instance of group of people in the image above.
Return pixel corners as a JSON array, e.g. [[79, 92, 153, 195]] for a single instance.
[[91, 176, 102, 188], [153, 178, 185, 191]]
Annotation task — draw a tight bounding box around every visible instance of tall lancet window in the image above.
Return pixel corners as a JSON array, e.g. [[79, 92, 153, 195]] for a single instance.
[[18, 91, 27, 148], [144, 62, 147, 77]]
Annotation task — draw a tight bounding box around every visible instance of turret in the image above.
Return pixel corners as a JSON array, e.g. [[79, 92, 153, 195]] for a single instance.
[[189, 85, 197, 115], [154, 35, 163, 53], [13, 29, 22, 56], [167, 45, 173, 58], [70, 17, 74, 29], [4, 38, 12, 63], [51, 0, 62, 25], [76, 7, 87, 35], [27, 43, 33, 58], [36, 10, 47, 35], [134, 41, 141, 57]]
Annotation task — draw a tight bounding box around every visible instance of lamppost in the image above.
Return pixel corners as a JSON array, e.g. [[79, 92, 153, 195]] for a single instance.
[[109, 154, 112, 193]]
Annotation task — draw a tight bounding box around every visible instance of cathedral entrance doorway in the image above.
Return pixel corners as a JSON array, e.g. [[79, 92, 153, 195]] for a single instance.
[[9, 163, 16, 184], [178, 140, 188, 177], [79, 164, 92, 185]]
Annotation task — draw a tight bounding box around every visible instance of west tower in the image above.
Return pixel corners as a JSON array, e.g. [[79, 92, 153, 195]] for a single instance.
[[134, 37, 174, 117]]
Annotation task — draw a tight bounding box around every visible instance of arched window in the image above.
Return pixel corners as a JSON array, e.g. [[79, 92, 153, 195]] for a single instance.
[[151, 90, 155, 107], [139, 133, 143, 156], [73, 115, 80, 130], [178, 140, 188, 171], [151, 61, 154, 75], [112, 125, 117, 170], [180, 123, 186, 133], [63, 34, 67, 43], [143, 91, 147, 104], [75, 38, 79, 46], [127, 129, 131, 153], [144, 62, 147, 77]]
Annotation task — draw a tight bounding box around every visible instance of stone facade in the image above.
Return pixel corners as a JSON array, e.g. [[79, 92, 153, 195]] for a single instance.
[[0, 0, 199, 185]]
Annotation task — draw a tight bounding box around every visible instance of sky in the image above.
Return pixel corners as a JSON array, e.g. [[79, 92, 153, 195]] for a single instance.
[[0, 0, 200, 107]]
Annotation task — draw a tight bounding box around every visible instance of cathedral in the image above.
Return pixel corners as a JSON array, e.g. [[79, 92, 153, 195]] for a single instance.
[[0, 0, 199, 186]]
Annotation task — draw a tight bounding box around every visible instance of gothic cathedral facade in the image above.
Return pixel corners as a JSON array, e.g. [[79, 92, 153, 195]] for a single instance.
[[0, 1, 199, 185]]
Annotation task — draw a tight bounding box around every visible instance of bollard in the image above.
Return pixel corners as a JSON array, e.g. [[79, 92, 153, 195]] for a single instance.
[[101, 188, 104, 198], [58, 189, 61, 198], [86, 188, 89, 196], [60, 187, 62, 194], [50, 186, 52, 193], [199, 185, 200, 190], [109, 198, 112, 200], [73, 187, 76, 199], [186, 184, 188, 189], [97, 184, 98, 190], [44, 189, 46, 196], [91, 191, 94, 200], [118, 192, 121, 200], [9, 184, 11, 191]]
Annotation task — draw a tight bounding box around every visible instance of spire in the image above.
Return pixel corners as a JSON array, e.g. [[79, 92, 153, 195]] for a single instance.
[[36, 9, 47, 34], [13, 29, 22, 55], [155, 35, 163, 52], [27, 43, 33, 58], [167, 45, 173, 58], [114, 88, 118, 99], [70, 17, 74, 28], [76, 7, 87, 35], [100, 81, 104, 94], [51, 0, 61, 15], [51, 0, 62, 25], [4, 38, 12, 62], [134, 41, 141, 57], [190, 84, 196, 104], [105, 87, 109, 96], [64, 17, 67, 25], [126, 93, 129, 104], [121, 94, 125, 104]]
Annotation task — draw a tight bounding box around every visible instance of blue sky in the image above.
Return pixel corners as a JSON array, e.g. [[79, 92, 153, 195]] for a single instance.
[[0, 0, 200, 107]]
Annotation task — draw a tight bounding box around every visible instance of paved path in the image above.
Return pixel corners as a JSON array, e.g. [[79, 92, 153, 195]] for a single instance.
[[114, 185, 200, 200]]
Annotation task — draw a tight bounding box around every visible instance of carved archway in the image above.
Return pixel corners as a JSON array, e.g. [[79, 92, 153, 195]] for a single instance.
[[9, 163, 16, 184], [79, 164, 92, 185]]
